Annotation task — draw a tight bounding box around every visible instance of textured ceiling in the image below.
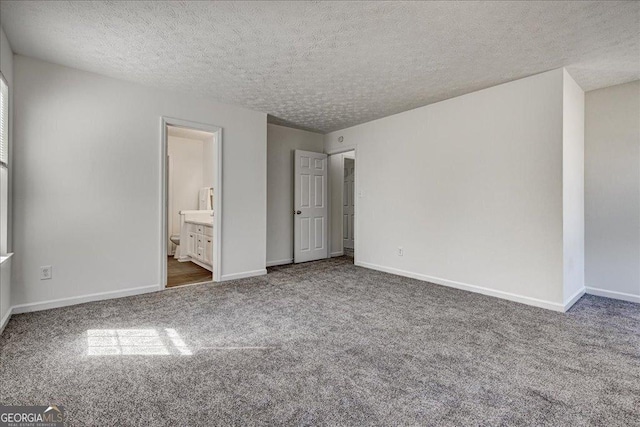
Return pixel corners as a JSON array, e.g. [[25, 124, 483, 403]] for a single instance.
[[1, 1, 638, 133]]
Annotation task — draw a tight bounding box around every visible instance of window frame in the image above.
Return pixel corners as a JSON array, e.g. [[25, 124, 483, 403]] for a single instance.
[[0, 71, 9, 256], [0, 71, 8, 169]]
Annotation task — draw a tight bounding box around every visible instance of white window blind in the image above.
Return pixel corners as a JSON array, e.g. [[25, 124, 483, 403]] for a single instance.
[[0, 75, 7, 166]]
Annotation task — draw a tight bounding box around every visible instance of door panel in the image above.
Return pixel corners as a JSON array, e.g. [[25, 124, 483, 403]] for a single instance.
[[314, 175, 324, 207], [294, 150, 328, 263], [314, 217, 324, 249], [187, 232, 197, 258], [343, 214, 348, 239], [204, 236, 213, 265], [300, 218, 310, 251], [301, 175, 311, 207]]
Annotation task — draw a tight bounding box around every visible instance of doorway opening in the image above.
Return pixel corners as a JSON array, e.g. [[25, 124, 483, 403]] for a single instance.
[[329, 150, 356, 264], [342, 153, 355, 260], [161, 118, 222, 288]]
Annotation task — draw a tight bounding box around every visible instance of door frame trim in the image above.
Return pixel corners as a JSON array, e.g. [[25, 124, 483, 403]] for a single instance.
[[160, 117, 223, 287], [325, 144, 358, 264]]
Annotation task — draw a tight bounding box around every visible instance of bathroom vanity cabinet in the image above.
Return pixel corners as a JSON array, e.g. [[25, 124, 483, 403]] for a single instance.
[[184, 221, 213, 271]]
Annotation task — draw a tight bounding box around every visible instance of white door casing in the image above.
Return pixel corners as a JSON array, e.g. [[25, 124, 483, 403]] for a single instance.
[[343, 158, 355, 250], [294, 150, 328, 263], [160, 117, 222, 286]]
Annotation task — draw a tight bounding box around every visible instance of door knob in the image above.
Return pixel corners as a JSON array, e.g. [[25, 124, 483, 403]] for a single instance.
[[294, 210, 302, 215]]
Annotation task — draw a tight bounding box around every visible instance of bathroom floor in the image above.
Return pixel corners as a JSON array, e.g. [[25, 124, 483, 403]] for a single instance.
[[166, 257, 212, 287]]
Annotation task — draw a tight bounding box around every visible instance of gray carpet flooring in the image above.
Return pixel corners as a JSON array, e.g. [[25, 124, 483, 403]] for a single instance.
[[1, 257, 639, 426]]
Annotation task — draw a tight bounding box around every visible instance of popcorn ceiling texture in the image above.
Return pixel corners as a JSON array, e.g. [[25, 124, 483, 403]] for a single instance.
[[1, 1, 638, 133]]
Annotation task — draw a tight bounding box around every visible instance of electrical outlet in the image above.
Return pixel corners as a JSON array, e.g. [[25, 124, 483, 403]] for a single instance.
[[40, 265, 52, 280], [398, 247, 403, 256]]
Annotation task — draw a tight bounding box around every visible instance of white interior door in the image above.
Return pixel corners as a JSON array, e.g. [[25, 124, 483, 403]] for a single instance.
[[294, 150, 328, 263], [343, 158, 355, 250]]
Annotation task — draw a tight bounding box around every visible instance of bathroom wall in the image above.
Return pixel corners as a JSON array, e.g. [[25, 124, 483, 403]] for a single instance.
[[168, 135, 204, 240], [202, 135, 215, 189]]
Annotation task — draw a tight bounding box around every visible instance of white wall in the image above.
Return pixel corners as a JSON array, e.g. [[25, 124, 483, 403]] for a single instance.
[[324, 69, 584, 311], [168, 136, 204, 238], [562, 70, 585, 303], [266, 124, 323, 265], [0, 26, 13, 330], [11, 55, 267, 310], [585, 80, 640, 302]]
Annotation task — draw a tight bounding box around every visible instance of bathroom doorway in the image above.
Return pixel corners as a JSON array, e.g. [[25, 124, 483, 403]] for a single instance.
[[161, 118, 222, 288]]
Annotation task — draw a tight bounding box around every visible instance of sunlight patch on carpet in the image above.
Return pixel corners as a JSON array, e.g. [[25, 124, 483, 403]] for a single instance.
[[86, 328, 192, 356]]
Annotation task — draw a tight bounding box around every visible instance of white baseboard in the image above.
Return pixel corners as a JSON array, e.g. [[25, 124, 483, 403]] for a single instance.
[[266, 259, 293, 267], [355, 261, 566, 312], [330, 251, 344, 257], [11, 284, 161, 315], [0, 306, 13, 335], [586, 287, 640, 303], [563, 287, 586, 311], [221, 269, 267, 281]]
